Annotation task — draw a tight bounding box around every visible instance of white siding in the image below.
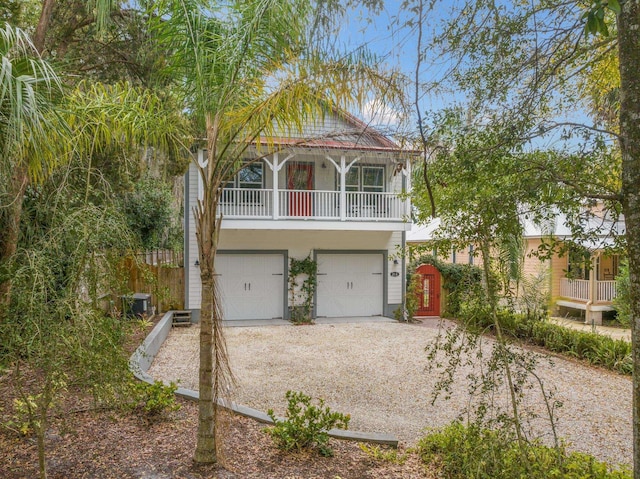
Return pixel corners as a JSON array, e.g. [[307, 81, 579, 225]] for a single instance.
[[186, 161, 202, 309], [218, 229, 392, 258], [386, 230, 403, 304]]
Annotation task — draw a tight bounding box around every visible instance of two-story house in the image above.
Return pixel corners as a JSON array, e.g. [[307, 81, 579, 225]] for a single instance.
[[183, 111, 414, 322]]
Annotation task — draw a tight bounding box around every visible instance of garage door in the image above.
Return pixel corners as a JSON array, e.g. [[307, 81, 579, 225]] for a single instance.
[[215, 254, 285, 320], [316, 253, 383, 317]]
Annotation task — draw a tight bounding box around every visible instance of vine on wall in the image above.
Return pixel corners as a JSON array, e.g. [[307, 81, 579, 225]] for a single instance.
[[289, 255, 318, 324]]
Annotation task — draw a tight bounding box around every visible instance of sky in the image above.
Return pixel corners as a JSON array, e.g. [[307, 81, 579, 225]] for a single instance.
[[333, 1, 602, 152], [334, 1, 467, 129]]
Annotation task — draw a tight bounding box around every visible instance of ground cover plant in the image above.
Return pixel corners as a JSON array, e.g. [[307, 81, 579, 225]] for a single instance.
[[418, 421, 631, 479], [463, 308, 632, 375]]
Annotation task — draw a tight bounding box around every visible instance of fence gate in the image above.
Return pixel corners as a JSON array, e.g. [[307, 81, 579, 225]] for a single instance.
[[415, 264, 441, 317]]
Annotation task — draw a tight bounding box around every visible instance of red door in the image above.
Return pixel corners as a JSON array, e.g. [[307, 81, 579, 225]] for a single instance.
[[415, 264, 441, 317], [287, 163, 313, 216]]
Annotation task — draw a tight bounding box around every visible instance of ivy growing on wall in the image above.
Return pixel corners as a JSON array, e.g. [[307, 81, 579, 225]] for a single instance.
[[409, 254, 484, 317], [288, 255, 318, 324]]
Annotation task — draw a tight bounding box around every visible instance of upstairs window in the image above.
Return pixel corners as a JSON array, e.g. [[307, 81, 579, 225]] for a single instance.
[[341, 165, 385, 192], [222, 162, 264, 203], [236, 162, 264, 189]]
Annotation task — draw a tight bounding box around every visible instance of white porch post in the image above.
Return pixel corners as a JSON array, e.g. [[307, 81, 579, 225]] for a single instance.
[[272, 153, 279, 220], [587, 253, 602, 326], [340, 155, 346, 222], [402, 161, 411, 218]]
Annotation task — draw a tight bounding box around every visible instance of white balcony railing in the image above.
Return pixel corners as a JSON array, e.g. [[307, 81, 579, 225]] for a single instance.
[[560, 278, 589, 301], [219, 188, 273, 217], [218, 188, 407, 221], [560, 278, 617, 303], [597, 280, 617, 302], [278, 190, 340, 219], [345, 191, 406, 220]]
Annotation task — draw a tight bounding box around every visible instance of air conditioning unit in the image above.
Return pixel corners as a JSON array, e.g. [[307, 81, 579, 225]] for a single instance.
[[121, 293, 152, 318]]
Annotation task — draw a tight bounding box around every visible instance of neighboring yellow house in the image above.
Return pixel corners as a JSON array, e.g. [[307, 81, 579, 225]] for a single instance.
[[407, 213, 625, 325]]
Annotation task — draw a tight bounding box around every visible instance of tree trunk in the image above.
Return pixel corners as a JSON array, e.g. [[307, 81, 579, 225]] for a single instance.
[[34, 0, 56, 53], [193, 192, 219, 464], [617, 5, 640, 478], [479, 239, 525, 453], [0, 165, 28, 307], [37, 420, 47, 479], [194, 272, 217, 463]]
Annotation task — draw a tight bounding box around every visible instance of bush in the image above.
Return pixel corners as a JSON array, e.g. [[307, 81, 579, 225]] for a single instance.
[[613, 262, 631, 327], [265, 390, 350, 457], [418, 421, 631, 479], [458, 308, 632, 375], [396, 273, 422, 321], [129, 380, 180, 419]]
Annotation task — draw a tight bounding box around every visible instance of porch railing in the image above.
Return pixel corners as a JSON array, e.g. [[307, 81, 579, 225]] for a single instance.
[[559, 278, 617, 303], [219, 189, 273, 218], [218, 188, 407, 221], [560, 278, 589, 301], [597, 280, 617, 302]]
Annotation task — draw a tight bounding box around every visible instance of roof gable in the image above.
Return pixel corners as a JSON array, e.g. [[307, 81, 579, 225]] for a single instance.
[[262, 108, 404, 152]]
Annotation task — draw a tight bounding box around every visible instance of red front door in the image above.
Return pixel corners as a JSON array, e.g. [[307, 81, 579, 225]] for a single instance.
[[415, 264, 441, 317], [287, 163, 313, 216]]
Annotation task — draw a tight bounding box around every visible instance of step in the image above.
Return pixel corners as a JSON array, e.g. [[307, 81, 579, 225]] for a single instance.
[[172, 310, 192, 327]]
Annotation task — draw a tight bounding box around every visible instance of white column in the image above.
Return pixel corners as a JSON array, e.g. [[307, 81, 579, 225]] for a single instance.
[[403, 161, 411, 219], [340, 156, 346, 222], [586, 253, 602, 326], [272, 153, 279, 220]]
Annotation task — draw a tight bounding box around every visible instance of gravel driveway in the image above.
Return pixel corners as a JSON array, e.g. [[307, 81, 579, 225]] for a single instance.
[[147, 319, 632, 467]]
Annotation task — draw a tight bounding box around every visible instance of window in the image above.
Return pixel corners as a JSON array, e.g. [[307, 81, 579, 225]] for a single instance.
[[237, 163, 263, 189], [567, 245, 591, 280], [362, 166, 384, 192], [340, 165, 385, 192], [222, 162, 264, 203]]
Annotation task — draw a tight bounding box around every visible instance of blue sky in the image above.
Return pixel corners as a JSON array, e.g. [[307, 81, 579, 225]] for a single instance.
[[336, 2, 601, 151], [334, 2, 467, 132]]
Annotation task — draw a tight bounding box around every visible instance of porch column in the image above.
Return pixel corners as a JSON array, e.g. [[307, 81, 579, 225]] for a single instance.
[[272, 153, 279, 220], [402, 161, 411, 218], [586, 253, 602, 326], [340, 155, 346, 222]]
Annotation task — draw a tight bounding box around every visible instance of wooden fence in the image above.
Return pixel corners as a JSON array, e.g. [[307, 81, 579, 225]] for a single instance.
[[126, 255, 184, 314]]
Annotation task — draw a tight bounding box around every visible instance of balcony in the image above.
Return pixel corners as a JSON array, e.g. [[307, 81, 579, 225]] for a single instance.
[[219, 188, 409, 222], [559, 278, 617, 303]]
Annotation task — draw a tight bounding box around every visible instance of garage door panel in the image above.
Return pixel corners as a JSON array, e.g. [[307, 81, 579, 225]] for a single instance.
[[317, 254, 383, 318], [215, 254, 284, 320]]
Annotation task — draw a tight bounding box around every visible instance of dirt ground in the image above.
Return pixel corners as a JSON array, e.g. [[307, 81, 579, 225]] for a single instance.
[[0, 396, 430, 479], [0, 317, 431, 479]]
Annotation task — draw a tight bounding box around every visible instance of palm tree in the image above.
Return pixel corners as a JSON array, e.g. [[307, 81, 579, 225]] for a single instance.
[[151, 0, 406, 464], [0, 23, 61, 304]]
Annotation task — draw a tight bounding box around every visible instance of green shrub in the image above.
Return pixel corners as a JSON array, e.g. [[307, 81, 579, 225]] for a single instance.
[[129, 380, 180, 418], [265, 390, 350, 457], [359, 443, 408, 464], [458, 308, 632, 375], [395, 273, 422, 321], [613, 262, 631, 327], [418, 421, 631, 479]]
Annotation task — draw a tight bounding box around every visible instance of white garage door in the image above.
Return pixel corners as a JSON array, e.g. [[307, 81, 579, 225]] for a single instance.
[[215, 254, 285, 320], [316, 254, 383, 318]]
